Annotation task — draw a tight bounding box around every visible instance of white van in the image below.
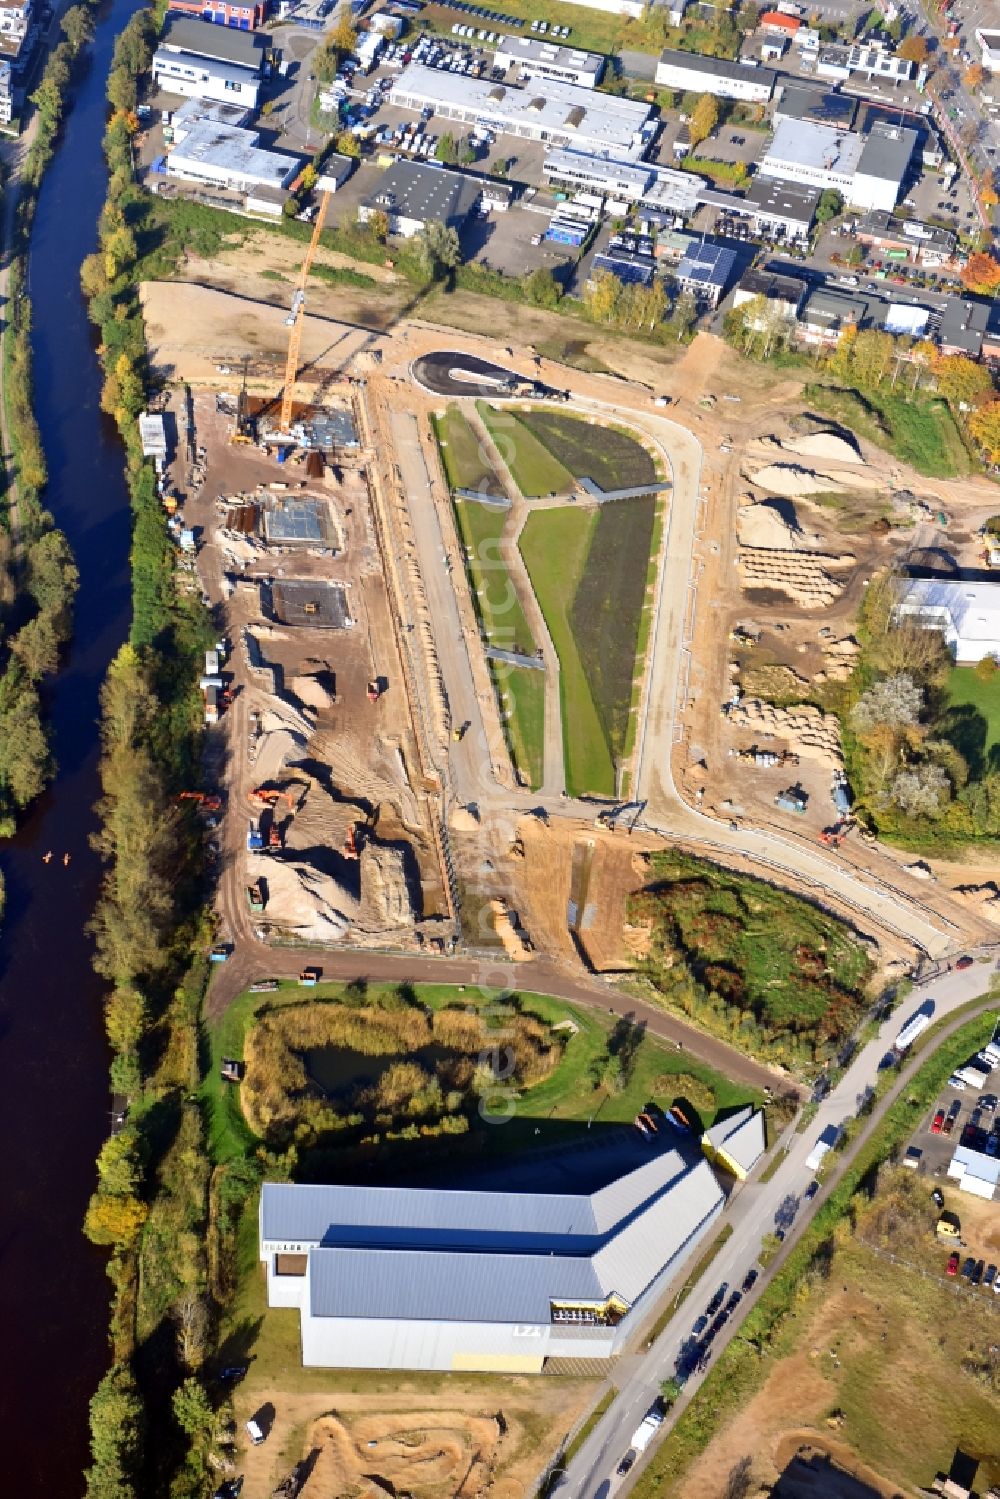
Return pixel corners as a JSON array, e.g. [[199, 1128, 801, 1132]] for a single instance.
[[246, 1419, 266, 1446]]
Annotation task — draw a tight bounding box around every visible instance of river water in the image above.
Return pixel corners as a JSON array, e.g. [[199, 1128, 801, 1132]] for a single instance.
[[0, 0, 142, 1488]]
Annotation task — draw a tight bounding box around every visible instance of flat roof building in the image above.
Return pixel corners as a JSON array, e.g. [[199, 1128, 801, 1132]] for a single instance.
[[759, 117, 915, 211], [947, 1142, 1000, 1199], [161, 13, 268, 70], [165, 121, 298, 195], [390, 64, 653, 158], [675, 240, 737, 308], [975, 27, 1000, 72], [359, 158, 481, 237], [742, 175, 819, 240], [733, 266, 807, 319], [773, 81, 858, 129], [494, 34, 603, 89], [854, 208, 957, 265], [655, 47, 776, 102], [169, 94, 252, 142], [541, 147, 702, 214], [896, 578, 1000, 664], [259, 1149, 726, 1371], [152, 48, 261, 108]]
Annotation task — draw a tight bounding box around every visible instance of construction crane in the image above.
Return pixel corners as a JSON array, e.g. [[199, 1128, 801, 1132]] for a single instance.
[[279, 189, 331, 436]]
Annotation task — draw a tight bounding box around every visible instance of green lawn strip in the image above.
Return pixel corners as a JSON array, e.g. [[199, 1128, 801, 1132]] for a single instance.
[[432, 406, 502, 493], [477, 402, 573, 497], [757, 1144, 789, 1184], [494, 662, 545, 789], [309, 262, 377, 290], [519, 507, 615, 795], [561, 1387, 619, 1468], [803, 383, 972, 479], [451, 497, 535, 654], [570, 495, 657, 760], [634, 1007, 1000, 1498], [517, 409, 657, 491], [202, 981, 758, 1168], [944, 665, 1000, 776], [642, 1224, 734, 1347]]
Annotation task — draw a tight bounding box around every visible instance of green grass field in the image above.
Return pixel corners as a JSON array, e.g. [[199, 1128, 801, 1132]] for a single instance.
[[518, 410, 658, 492], [571, 495, 657, 759], [804, 384, 973, 479], [432, 406, 501, 493], [495, 663, 545, 789], [520, 507, 615, 795], [201, 979, 759, 1168], [477, 402, 573, 497], [943, 665, 1000, 779]]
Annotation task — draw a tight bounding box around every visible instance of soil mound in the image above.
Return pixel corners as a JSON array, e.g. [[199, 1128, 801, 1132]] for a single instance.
[[737, 499, 818, 551], [784, 430, 862, 464]]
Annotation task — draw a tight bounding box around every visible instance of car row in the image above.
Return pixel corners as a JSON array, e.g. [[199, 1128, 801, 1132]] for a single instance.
[[948, 1253, 1000, 1289], [446, 0, 522, 29], [530, 18, 571, 35]]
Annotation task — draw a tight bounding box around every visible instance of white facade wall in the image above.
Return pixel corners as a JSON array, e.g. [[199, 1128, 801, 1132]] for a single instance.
[[654, 57, 773, 101], [152, 50, 260, 107], [758, 155, 853, 197], [848, 169, 900, 212], [301, 1312, 616, 1370]]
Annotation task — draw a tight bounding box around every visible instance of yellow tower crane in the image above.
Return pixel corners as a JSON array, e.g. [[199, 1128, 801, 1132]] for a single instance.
[[279, 188, 332, 436]]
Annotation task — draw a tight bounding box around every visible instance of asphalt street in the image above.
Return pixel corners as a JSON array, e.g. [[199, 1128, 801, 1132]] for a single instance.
[[559, 961, 1000, 1499]]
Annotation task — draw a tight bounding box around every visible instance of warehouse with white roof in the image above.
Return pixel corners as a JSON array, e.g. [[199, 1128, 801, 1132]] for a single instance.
[[260, 1148, 726, 1371], [165, 122, 299, 195], [390, 64, 654, 158], [895, 578, 1000, 665], [494, 34, 604, 88]]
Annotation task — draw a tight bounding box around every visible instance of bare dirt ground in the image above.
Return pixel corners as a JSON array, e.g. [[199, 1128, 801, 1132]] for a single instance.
[[234, 1380, 598, 1499]]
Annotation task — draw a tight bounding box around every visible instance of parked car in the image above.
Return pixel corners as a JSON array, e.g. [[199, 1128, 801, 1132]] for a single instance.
[[932, 1188, 945, 1209], [956, 955, 974, 969], [962, 1257, 976, 1278], [943, 1114, 957, 1135], [947, 1250, 960, 1276], [617, 1454, 635, 1477], [985, 1263, 997, 1287], [741, 1268, 758, 1293], [931, 1109, 946, 1134], [972, 1259, 985, 1285], [245, 1419, 266, 1446], [805, 1181, 819, 1200], [725, 1291, 742, 1313], [981, 1094, 998, 1113]]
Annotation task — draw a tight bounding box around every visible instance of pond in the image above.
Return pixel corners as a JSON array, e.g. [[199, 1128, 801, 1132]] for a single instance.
[[305, 1043, 458, 1097]]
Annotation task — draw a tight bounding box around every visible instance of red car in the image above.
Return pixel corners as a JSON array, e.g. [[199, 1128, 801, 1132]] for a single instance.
[[947, 1251, 960, 1276], [931, 1109, 946, 1134], [956, 956, 973, 971]]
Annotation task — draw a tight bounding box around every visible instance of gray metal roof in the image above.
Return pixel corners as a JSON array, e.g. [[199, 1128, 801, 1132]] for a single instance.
[[856, 122, 916, 185], [368, 159, 480, 228], [657, 47, 776, 91], [303, 1156, 724, 1322], [703, 1107, 765, 1173], [162, 13, 267, 69], [745, 175, 820, 220], [261, 1147, 693, 1249]]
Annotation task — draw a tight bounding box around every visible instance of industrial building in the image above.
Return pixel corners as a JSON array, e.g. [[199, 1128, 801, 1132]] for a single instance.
[[701, 1106, 766, 1182], [359, 158, 481, 237], [152, 48, 262, 107], [815, 39, 914, 84], [675, 240, 737, 308], [165, 121, 298, 195], [493, 34, 603, 88], [159, 13, 270, 70], [389, 64, 654, 158], [259, 1149, 726, 1372], [732, 267, 806, 320], [736, 176, 819, 242], [947, 1143, 1000, 1200], [895, 579, 1000, 665], [758, 118, 916, 212], [654, 47, 776, 103], [975, 26, 1000, 71], [854, 209, 957, 267], [541, 148, 702, 214], [772, 81, 858, 129], [168, 94, 252, 141], [0, 58, 12, 124], [165, 0, 268, 28]]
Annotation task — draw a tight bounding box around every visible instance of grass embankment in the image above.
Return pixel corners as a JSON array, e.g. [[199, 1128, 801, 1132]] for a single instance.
[[804, 383, 973, 479], [201, 980, 758, 1168], [518, 410, 659, 491], [520, 506, 612, 795], [635, 1008, 1000, 1498], [431, 407, 544, 786], [477, 402, 572, 497], [630, 850, 875, 1072], [417, 0, 738, 59]]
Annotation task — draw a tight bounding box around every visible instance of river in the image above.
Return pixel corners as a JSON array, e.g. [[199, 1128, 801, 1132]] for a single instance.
[[0, 0, 142, 1488]]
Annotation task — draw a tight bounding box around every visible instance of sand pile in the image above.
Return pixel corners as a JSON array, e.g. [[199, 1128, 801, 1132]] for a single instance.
[[738, 547, 853, 608], [449, 805, 480, 832], [751, 462, 881, 497], [817, 634, 861, 683], [726, 698, 843, 769], [362, 843, 415, 927], [784, 430, 861, 464], [491, 897, 533, 960], [251, 697, 313, 783], [290, 673, 337, 712], [737, 499, 819, 551], [250, 854, 358, 942], [952, 883, 1000, 923]]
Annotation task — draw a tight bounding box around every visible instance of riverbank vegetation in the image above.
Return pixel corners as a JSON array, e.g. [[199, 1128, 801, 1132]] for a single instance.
[[80, 10, 227, 1498], [841, 569, 1000, 852], [628, 850, 875, 1074], [0, 8, 99, 833]]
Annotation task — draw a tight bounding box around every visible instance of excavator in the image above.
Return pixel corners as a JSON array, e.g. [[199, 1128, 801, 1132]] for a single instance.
[[343, 805, 379, 860], [177, 791, 222, 813]]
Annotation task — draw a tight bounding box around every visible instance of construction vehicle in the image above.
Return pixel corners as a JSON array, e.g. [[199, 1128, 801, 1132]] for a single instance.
[[303, 600, 319, 615], [343, 822, 360, 859], [247, 819, 264, 852], [177, 791, 223, 813], [246, 882, 265, 913], [367, 678, 382, 703], [268, 821, 282, 851], [298, 966, 321, 986], [220, 1057, 245, 1083], [732, 746, 799, 770], [210, 943, 231, 963], [278, 189, 333, 437], [775, 788, 807, 815], [452, 720, 469, 742], [818, 821, 850, 847], [249, 787, 296, 809], [232, 355, 255, 444]]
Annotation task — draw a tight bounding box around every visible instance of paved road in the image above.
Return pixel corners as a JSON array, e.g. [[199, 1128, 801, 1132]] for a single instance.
[[559, 960, 1000, 1499], [412, 350, 541, 398]]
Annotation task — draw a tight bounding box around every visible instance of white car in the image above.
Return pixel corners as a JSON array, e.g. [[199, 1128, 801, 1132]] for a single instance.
[[246, 1419, 266, 1446]]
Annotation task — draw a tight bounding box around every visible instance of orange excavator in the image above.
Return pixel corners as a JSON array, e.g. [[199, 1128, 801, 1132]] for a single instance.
[[177, 792, 222, 813], [249, 787, 296, 809]]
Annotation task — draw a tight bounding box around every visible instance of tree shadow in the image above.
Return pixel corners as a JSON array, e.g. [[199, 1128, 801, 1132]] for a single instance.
[[939, 702, 988, 782], [607, 1013, 646, 1083]]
